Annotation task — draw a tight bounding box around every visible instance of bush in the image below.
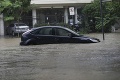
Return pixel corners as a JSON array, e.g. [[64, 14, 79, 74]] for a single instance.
[[34, 23, 71, 28], [34, 23, 50, 27]]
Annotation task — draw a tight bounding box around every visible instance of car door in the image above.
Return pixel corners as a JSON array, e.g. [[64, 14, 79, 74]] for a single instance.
[[53, 27, 72, 43], [32, 27, 55, 44]]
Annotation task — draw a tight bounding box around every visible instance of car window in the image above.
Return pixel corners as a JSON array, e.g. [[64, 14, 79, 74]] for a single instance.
[[40, 28, 52, 35], [31, 27, 52, 35], [55, 28, 70, 36]]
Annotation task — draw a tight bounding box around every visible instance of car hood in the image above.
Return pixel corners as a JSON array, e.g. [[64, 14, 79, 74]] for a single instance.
[[76, 35, 100, 43]]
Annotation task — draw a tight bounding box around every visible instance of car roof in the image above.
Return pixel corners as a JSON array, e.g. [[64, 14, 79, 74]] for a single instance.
[[32, 26, 66, 30], [39, 26, 64, 28], [31, 26, 80, 36]]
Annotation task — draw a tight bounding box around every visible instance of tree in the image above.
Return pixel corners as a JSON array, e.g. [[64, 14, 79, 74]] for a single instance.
[[0, 0, 12, 14], [82, 0, 120, 32], [1, 0, 31, 21]]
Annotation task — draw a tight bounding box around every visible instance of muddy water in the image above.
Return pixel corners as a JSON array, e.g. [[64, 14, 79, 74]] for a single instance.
[[0, 33, 120, 80]]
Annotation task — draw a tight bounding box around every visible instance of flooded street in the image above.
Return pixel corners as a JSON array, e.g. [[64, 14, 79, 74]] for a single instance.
[[0, 33, 120, 80]]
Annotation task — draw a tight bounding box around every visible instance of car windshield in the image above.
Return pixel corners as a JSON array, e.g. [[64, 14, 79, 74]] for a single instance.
[[15, 23, 26, 26], [64, 27, 81, 36]]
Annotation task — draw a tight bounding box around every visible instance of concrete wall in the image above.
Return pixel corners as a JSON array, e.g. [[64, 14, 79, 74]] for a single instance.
[[0, 14, 4, 36], [31, 0, 94, 4], [111, 19, 120, 32], [31, 0, 93, 7]]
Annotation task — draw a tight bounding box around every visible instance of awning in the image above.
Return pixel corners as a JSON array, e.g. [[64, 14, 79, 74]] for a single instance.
[[31, 0, 93, 8]]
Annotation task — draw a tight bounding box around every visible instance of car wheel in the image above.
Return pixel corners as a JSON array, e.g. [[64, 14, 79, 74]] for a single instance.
[[27, 40, 35, 45], [20, 42, 24, 46]]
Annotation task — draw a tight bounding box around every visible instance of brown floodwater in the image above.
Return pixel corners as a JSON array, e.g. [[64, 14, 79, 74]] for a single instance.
[[0, 33, 120, 80]]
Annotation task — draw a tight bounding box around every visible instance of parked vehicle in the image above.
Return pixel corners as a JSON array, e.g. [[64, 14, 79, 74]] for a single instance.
[[6, 23, 29, 36], [20, 26, 100, 45]]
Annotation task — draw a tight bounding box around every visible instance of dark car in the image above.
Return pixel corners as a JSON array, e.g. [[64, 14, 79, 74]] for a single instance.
[[20, 26, 100, 45]]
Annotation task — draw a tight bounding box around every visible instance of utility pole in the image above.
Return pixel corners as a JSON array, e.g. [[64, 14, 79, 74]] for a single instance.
[[100, 0, 112, 40], [100, 0, 105, 40]]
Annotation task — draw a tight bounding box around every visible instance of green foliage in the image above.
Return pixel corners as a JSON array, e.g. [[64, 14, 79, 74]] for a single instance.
[[34, 23, 50, 27], [0, 0, 12, 13], [82, 0, 100, 17], [1, 0, 31, 21], [82, 0, 120, 32], [34, 23, 71, 30], [4, 16, 14, 21]]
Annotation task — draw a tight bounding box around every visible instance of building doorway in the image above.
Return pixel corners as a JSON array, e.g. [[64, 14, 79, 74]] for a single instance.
[[36, 8, 64, 24]]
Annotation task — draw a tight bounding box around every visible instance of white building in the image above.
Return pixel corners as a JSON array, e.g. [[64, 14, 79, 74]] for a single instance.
[[31, 0, 94, 27], [0, 0, 93, 36]]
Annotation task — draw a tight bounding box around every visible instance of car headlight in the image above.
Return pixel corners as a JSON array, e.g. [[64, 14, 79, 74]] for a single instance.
[[89, 39, 99, 43]]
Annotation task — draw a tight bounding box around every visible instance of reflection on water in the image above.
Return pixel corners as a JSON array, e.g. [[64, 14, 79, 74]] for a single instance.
[[0, 33, 120, 80]]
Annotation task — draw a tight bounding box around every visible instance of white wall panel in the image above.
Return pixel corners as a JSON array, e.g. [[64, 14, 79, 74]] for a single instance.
[[31, 0, 94, 4]]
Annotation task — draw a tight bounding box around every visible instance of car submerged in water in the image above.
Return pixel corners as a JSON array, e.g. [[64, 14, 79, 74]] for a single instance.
[[20, 26, 100, 45]]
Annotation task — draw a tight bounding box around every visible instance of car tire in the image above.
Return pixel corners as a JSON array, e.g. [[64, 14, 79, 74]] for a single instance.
[[20, 42, 24, 46], [28, 41, 34, 45]]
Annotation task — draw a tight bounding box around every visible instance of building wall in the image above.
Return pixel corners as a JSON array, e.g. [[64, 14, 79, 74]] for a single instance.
[[0, 14, 4, 36], [31, 0, 94, 8], [0, 0, 94, 35], [31, 0, 94, 4], [31, 0, 94, 27]]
